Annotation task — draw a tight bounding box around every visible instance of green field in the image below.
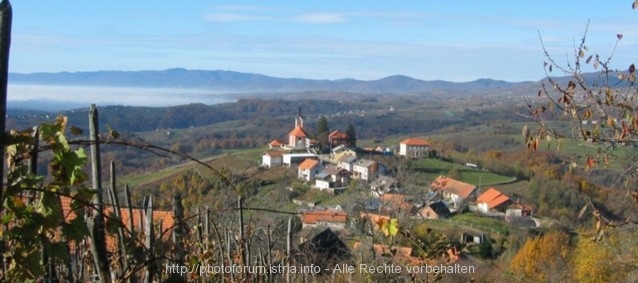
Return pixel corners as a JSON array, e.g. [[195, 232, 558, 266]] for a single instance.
[[409, 158, 516, 186]]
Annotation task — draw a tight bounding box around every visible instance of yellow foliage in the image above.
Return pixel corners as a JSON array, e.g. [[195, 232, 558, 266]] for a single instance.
[[571, 236, 621, 283], [510, 230, 570, 281]]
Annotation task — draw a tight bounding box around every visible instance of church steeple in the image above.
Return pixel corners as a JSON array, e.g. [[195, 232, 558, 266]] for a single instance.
[[289, 104, 308, 149], [295, 104, 304, 128]]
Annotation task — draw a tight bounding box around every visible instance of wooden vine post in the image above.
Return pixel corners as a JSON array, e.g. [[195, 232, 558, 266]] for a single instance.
[[109, 161, 129, 280], [123, 184, 136, 283], [286, 216, 292, 283], [170, 194, 186, 282], [144, 195, 155, 283], [0, 1, 11, 276], [238, 196, 247, 267], [88, 104, 111, 282]]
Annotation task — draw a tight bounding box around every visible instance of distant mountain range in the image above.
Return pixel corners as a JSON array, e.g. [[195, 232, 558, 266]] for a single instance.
[[9, 68, 534, 94]]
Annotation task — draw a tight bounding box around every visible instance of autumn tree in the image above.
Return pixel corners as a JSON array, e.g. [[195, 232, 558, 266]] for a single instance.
[[509, 230, 570, 282], [571, 235, 628, 282]]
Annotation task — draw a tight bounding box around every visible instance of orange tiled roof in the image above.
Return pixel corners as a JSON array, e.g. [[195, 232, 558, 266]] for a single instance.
[[59, 196, 175, 252], [477, 187, 511, 209], [430, 176, 476, 199], [488, 195, 510, 209], [401, 138, 430, 146], [263, 150, 285, 157], [329, 130, 348, 139], [289, 126, 308, 137], [302, 210, 347, 224], [477, 188, 501, 203], [269, 139, 283, 146], [299, 158, 319, 170]]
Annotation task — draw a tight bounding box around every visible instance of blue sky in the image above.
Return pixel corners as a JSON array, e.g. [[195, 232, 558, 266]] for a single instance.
[[8, 1, 638, 82]]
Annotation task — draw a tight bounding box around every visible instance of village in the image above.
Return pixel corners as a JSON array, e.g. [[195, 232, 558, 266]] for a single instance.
[[258, 107, 538, 270]]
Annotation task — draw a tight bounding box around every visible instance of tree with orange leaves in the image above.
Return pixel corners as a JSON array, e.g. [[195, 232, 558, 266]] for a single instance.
[[509, 230, 570, 281]]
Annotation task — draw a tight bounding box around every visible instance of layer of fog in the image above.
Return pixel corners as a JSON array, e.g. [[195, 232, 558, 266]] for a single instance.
[[7, 84, 235, 110]]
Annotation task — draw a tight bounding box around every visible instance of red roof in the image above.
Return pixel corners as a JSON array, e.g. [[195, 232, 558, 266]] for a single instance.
[[477, 188, 511, 209], [302, 210, 347, 224], [269, 139, 283, 146], [477, 188, 501, 203], [263, 150, 285, 157], [430, 176, 476, 199], [328, 130, 348, 139], [298, 158, 319, 170], [59, 196, 175, 252], [487, 195, 511, 209], [401, 138, 430, 146], [289, 126, 308, 137]]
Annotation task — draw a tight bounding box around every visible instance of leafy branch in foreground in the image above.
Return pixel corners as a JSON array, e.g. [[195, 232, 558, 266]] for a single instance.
[[1, 113, 307, 282], [528, 20, 638, 278], [528, 21, 638, 196]]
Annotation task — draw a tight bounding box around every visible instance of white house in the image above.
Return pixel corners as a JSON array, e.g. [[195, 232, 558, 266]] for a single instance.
[[430, 176, 477, 211], [298, 158, 322, 181], [352, 159, 377, 181], [315, 166, 350, 191], [261, 150, 285, 168], [476, 187, 512, 213], [399, 138, 430, 157], [283, 153, 317, 166], [337, 155, 357, 172]]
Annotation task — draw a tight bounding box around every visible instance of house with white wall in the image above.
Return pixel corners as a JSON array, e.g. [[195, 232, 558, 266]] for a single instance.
[[261, 150, 284, 168], [352, 159, 377, 181], [399, 138, 430, 157], [430, 175, 477, 211], [298, 158, 322, 181]]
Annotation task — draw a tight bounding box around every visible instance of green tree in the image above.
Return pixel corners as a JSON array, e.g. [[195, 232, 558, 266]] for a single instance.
[[316, 115, 329, 136], [478, 237, 493, 259], [315, 115, 330, 148], [346, 123, 357, 148]]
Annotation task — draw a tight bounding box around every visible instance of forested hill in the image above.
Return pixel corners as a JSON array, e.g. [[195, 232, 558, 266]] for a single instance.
[[6, 99, 362, 132], [9, 68, 531, 94]]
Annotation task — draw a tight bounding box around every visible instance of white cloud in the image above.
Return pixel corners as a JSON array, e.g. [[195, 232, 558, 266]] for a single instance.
[[294, 13, 345, 24], [203, 13, 267, 22]]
